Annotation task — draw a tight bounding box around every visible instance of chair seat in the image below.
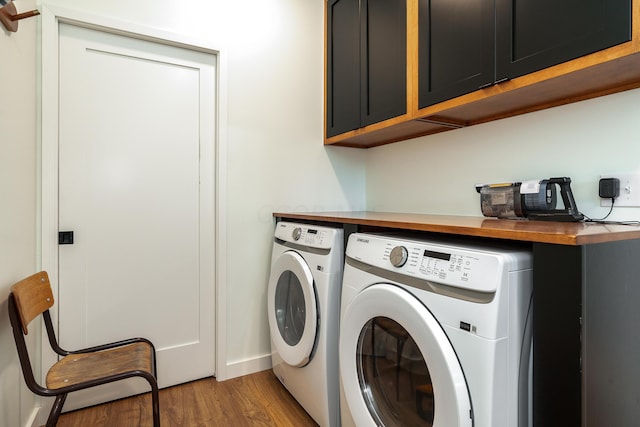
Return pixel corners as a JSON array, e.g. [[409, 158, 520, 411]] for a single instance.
[[47, 341, 154, 390]]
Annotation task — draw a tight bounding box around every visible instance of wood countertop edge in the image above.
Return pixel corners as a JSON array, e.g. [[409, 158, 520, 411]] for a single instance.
[[273, 212, 640, 246]]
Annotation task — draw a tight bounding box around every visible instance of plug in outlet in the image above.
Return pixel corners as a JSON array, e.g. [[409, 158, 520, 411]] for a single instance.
[[600, 173, 640, 207]]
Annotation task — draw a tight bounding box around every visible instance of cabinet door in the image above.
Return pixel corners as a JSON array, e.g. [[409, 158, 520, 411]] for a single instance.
[[495, 0, 632, 81], [418, 0, 495, 109], [361, 0, 407, 127], [326, 0, 360, 138]]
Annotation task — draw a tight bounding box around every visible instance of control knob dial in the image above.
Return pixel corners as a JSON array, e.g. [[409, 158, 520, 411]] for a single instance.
[[292, 227, 302, 241], [390, 246, 408, 267]]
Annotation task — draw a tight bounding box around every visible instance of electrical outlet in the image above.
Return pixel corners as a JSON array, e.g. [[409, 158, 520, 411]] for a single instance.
[[600, 173, 640, 207]]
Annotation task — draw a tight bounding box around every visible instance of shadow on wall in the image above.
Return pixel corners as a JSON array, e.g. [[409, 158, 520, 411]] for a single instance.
[[325, 145, 367, 210], [255, 146, 367, 224], [0, 297, 20, 427], [362, 88, 640, 218]]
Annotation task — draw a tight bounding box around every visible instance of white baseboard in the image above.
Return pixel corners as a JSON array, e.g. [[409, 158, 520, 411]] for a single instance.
[[27, 405, 47, 427], [221, 353, 272, 381]]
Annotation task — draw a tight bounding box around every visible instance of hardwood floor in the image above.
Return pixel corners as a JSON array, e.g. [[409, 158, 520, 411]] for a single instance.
[[56, 370, 318, 427]]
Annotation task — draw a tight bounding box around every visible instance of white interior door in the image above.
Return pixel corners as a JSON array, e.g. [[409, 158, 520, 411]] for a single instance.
[[57, 22, 216, 409]]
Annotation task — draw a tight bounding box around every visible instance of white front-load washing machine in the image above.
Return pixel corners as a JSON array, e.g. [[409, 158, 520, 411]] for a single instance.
[[339, 233, 533, 427], [268, 221, 344, 427]]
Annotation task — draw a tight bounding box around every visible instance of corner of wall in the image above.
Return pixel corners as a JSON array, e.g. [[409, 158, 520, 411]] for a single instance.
[[222, 353, 272, 381]]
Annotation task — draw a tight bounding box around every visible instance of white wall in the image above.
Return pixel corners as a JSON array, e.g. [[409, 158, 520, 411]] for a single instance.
[[6, 0, 638, 423], [366, 88, 640, 223], [0, 1, 39, 426]]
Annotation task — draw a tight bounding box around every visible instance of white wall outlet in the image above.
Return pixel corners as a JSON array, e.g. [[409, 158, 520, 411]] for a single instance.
[[600, 173, 640, 207]]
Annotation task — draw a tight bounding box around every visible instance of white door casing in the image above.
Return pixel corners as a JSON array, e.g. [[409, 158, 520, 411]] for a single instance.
[[40, 5, 229, 411]]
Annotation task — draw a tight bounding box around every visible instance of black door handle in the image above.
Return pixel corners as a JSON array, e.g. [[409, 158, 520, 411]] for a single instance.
[[58, 231, 74, 245]]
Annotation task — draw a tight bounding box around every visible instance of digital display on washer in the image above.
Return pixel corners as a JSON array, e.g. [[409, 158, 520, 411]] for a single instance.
[[423, 250, 451, 261], [308, 229, 318, 234]]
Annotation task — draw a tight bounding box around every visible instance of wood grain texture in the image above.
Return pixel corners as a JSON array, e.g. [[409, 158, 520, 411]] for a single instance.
[[10, 271, 54, 335], [56, 370, 318, 427], [47, 342, 154, 390], [273, 211, 640, 246]]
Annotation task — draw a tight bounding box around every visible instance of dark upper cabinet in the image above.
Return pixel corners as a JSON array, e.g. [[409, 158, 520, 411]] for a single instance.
[[495, 0, 632, 81], [326, 0, 407, 138], [327, 0, 637, 148], [419, 0, 632, 109], [361, 0, 407, 127], [418, 0, 495, 108], [327, 0, 360, 138]]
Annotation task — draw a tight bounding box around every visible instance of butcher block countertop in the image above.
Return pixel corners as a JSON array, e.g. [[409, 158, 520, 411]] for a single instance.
[[273, 211, 640, 246]]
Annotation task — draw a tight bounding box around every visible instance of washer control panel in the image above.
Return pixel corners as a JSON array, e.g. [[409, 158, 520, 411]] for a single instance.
[[346, 233, 530, 293], [275, 221, 338, 250]]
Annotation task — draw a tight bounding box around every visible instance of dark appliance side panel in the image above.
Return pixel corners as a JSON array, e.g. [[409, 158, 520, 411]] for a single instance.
[[532, 243, 582, 427], [583, 239, 640, 426]]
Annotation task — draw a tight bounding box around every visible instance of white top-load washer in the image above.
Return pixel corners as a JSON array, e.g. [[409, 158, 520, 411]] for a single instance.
[[268, 221, 344, 427], [339, 233, 533, 427]]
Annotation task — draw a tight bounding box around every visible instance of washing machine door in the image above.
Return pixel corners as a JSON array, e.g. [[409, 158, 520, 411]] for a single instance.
[[340, 283, 473, 427], [268, 250, 318, 367]]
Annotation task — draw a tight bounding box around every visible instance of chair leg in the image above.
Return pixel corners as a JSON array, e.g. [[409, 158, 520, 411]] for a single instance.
[[149, 378, 161, 427], [46, 394, 67, 427]]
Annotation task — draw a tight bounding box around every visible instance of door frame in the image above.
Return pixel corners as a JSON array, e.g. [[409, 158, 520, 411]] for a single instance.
[[39, 4, 230, 395]]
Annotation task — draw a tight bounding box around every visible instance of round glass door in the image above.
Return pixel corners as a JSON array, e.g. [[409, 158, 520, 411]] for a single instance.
[[358, 316, 435, 426], [340, 284, 473, 427], [268, 250, 318, 367], [274, 270, 306, 346]]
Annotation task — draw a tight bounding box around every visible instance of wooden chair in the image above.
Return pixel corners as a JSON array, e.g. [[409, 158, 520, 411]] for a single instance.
[[7, 271, 161, 427]]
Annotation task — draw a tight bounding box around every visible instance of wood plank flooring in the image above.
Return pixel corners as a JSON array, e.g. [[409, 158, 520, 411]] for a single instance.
[[56, 370, 318, 427]]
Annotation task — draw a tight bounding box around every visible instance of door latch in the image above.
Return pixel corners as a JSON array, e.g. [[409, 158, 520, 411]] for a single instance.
[[58, 231, 74, 245]]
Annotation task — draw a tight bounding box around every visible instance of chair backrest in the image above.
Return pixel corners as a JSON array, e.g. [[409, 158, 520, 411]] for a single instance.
[[8, 271, 56, 396], [10, 271, 54, 335]]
